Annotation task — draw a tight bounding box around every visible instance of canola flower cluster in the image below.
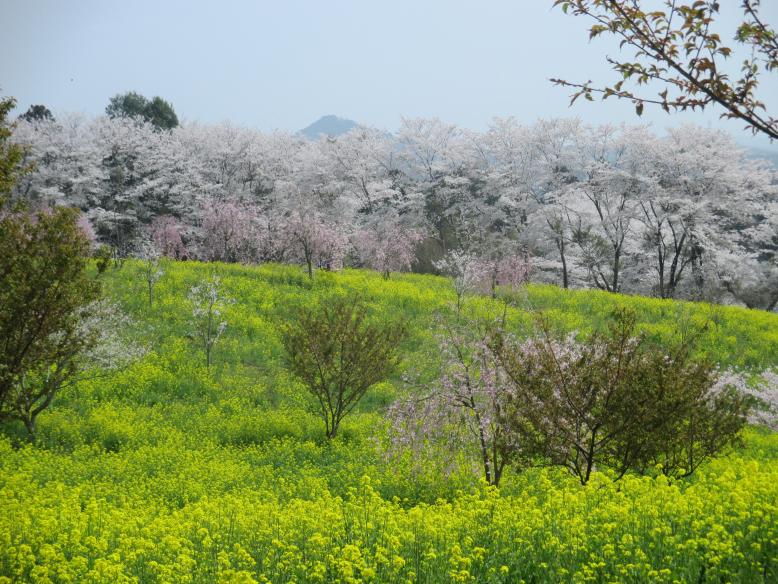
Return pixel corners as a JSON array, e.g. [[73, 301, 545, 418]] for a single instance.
[[2, 447, 777, 583], [1, 261, 777, 583]]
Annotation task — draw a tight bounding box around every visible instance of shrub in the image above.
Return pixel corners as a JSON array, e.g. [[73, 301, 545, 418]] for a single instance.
[[282, 295, 405, 439], [491, 308, 751, 483], [0, 206, 102, 437]]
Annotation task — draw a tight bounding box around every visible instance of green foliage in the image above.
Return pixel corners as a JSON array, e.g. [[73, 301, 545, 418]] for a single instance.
[[0, 101, 102, 437], [0, 206, 101, 436], [283, 294, 406, 438], [94, 244, 113, 274], [144, 96, 180, 130], [19, 104, 54, 123], [0, 96, 31, 204], [106, 91, 179, 130], [493, 308, 750, 484], [0, 260, 776, 581]]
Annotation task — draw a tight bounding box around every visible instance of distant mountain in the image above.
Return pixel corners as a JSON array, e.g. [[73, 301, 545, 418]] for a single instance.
[[746, 145, 778, 169], [298, 115, 359, 139]]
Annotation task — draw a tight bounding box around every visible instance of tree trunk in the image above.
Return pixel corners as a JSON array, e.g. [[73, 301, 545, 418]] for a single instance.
[[560, 239, 569, 289], [23, 416, 37, 441], [206, 311, 213, 368], [326, 416, 339, 439], [472, 407, 493, 485], [611, 246, 621, 293]]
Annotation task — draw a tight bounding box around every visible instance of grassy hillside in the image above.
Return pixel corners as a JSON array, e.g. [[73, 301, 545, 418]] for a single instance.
[[1, 261, 777, 583]]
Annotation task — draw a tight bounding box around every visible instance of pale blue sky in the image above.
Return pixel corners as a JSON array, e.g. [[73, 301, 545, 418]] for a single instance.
[[2, 0, 777, 147]]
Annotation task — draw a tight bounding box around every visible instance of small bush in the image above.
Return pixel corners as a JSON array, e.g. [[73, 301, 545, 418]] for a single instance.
[[282, 295, 406, 439], [492, 308, 751, 484]]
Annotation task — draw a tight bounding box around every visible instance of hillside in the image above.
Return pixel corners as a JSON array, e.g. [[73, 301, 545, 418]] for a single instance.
[[1, 261, 777, 583], [298, 115, 359, 139]]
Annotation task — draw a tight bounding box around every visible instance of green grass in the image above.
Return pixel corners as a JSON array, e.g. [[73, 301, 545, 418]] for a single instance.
[[1, 260, 777, 583]]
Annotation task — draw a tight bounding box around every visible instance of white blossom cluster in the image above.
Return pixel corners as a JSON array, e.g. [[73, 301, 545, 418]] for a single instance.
[[12, 115, 778, 307]]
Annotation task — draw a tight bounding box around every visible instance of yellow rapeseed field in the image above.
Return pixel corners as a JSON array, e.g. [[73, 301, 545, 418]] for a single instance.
[[1, 261, 776, 583]]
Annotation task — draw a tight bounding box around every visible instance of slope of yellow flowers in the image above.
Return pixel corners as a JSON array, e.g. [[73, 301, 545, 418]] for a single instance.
[[1, 261, 776, 583]]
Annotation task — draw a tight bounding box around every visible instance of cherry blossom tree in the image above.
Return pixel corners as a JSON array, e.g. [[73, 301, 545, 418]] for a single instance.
[[200, 199, 264, 264], [11, 115, 103, 209], [277, 207, 350, 278], [354, 219, 424, 278], [714, 369, 778, 431], [482, 117, 538, 199], [636, 126, 777, 299], [434, 250, 487, 314], [187, 274, 234, 368], [2, 298, 145, 439], [387, 318, 515, 486], [477, 252, 532, 298], [397, 117, 469, 183], [563, 125, 649, 292], [320, 127, 399, 213], [76, 212, 97, 248], [534, 197, 576, 288], [138, 244, 164, 307], [525, 118, 584, 288], [91, 116, 162, 256], [477, 117, 543, 244], [716, 253, 778, 312], [10, 111, 778, 306], [149, 215, 187, 259], [493, 309, 749, 483]]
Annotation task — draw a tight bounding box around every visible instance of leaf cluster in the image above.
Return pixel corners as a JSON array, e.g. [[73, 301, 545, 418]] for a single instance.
[[0, 206, 101, 434], [283, 295, 406, 438], [553, 0, 778, 139], [106, 91, 179, 130], [0, 97, 32, 205], [491, 307, 750, 483]]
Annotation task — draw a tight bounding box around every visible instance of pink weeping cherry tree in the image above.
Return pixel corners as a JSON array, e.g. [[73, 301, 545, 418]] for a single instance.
[[277, 208, 350, 278], [354, 221, 424, 279], [477, 252, 532, 298], [386, 317, 517, 486], [200, 200, 264, 264], [149, 215, 187, 259]]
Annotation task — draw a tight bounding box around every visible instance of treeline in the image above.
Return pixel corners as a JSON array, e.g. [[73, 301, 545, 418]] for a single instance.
[[11, 114, 778, 309]]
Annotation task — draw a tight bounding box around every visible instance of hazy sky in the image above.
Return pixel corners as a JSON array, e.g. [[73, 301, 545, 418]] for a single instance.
[[2, 0, 777, 147]]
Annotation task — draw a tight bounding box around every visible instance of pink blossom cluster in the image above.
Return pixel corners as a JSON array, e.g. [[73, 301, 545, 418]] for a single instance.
[[277, 208, 350, 274], [386, 320, 514, 484], [354, 223, 424, 278], [149, 215, 187, 259], [200, 200, 264, 263], [435, 250, 533, 310], [476, 253, 532, 296], [76, 212, 98, 246]]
